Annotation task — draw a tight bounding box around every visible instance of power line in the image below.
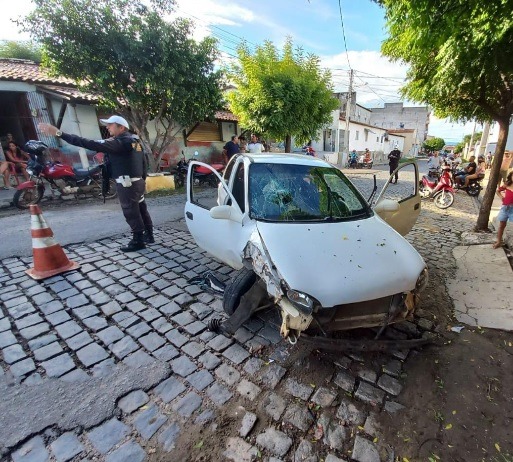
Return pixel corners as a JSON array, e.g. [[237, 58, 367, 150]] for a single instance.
[[337, 0, 351, 69]]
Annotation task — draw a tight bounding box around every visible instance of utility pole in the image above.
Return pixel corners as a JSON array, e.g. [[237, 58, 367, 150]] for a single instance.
[[341, 69, 354, 167], [466, 120, 477, 157], [478, 122, 490, 156]]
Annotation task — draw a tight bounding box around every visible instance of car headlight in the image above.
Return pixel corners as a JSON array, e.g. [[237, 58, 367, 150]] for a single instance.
[[415, 267, 429, 293], [287, 289, 314, 315]]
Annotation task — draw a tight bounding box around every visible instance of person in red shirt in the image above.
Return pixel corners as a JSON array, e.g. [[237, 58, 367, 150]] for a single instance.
[[493, 170, 513, 249]]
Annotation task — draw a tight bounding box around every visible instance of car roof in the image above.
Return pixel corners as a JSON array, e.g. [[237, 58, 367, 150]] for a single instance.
[[243, 152, 331, 167]]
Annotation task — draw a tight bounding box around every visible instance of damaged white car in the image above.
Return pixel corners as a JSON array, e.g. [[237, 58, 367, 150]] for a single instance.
[[185, 153, 428, 343]]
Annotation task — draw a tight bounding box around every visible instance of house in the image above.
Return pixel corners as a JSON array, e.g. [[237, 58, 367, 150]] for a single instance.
[[0, 58, 239, 167], [0, 58, 101, 164], [311, 93, 405, 165]]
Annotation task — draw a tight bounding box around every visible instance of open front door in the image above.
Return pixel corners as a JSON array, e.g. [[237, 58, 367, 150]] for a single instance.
[[184, 161, 250, 269], [373, 162, 420, 235]]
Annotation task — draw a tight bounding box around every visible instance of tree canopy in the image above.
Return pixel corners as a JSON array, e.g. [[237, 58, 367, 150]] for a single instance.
[[0, 40, 42, 62], [227, 39, 339, 152], [380, 0, 513, 230], [23, 0, 223, 171], [423, 137, 445, 153]]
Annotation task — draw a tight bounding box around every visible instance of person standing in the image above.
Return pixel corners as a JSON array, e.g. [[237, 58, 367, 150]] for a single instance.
[[222, 135, 240, 164], [39, 116, 154, 252], [493, 171, 513, 249], [388, 147, 401, 184], [247, 134, 264, 153], [499, 150, 512, 185]]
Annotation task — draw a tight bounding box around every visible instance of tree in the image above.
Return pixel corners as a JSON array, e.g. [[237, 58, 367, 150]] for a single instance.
[[23, 0, 223, 171], [227, 39, 339, 152], [380, 0, 513, 231], [423, 137, 445, 153], [0, 40, 42, 62]]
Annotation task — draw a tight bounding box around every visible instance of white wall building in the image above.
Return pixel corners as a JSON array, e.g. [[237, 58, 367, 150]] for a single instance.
[[368, 102, 430, 150]]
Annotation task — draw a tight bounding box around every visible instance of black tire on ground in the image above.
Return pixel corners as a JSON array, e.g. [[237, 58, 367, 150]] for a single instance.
[[223, 267, 257, 316], [13, 186, 44, 210], [433, 190, 454, 209], [466, 183, 481, 197], [174, 173, 184, 188]]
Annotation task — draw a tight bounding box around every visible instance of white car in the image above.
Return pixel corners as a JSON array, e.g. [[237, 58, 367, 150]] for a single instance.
[[185, 153, 428, 342]]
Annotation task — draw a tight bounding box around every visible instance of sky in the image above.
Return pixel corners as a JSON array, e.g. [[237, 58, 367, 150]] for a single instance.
[[0, 0, 475, 143]]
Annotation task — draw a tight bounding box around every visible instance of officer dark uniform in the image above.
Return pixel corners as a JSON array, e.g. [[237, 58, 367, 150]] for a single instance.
[[39, 116, 153, 252], [388, 148, 401, 184]]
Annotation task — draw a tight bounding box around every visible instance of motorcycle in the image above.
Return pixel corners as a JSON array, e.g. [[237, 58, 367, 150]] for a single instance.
[[419, 165, 455, 209], [13, 140, 117, 210], [172, 152, 224, 188], [452, 165, 484, 197], [357, 157, 373, 169]]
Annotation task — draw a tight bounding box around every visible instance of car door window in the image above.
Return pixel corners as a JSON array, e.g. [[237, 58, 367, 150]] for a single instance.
[[190, 165, 226, 210], [232, 163, 245, 212]]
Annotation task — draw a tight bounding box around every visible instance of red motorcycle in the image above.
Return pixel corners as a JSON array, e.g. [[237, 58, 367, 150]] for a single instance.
[[419, 165, 455, 209], [13, 140, 117, 210], [172, 151, 224, 188]]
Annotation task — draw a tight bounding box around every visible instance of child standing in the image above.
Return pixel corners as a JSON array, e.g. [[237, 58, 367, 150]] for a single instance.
[[493, 170, 513, 249]]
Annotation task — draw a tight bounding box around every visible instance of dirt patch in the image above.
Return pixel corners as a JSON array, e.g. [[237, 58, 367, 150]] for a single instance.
[[377, 273, 513, 462]]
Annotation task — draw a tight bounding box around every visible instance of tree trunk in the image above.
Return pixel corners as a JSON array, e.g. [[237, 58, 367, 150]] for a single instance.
[[474, 117, 510, 231], [285, 134, 292, 153]]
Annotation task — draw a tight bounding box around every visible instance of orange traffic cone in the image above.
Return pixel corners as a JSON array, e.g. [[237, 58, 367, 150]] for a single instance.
[[26, 204, 80, 280]]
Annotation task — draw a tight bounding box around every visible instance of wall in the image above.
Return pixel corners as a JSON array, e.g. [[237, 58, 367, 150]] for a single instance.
[[369, 102, 430, 142]]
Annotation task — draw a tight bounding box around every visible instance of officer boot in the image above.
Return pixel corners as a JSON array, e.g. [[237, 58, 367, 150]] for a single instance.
[[120, 232, 146, 252], [143, 226, 155, 244]]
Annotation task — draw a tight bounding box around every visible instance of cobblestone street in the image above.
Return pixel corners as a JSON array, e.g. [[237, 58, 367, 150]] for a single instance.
[[0, 169, 484, 462]]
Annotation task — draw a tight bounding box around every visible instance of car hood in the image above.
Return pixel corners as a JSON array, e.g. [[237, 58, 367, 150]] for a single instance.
[[255, 217, 426, 307]]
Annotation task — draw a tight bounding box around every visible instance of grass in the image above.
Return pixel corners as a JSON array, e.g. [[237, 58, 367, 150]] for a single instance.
[[145, 187, 183, 198]]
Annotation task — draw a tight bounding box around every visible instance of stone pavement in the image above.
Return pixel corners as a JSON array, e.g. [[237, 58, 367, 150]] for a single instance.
[[0, 170, 507, 462]]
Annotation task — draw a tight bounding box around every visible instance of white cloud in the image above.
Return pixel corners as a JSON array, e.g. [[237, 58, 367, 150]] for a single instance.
[[0, 0, 34, 41]]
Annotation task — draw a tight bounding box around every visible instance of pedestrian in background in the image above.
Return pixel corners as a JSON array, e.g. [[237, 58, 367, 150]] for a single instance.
[[499, 150, 512, 185], [39, 116, 154, 252], [222, 135, 240, 164], [247, 134, 264, 153], [388, 147, 401, 184], [239, 135, 247, 153], [493, 170, 513, 249]]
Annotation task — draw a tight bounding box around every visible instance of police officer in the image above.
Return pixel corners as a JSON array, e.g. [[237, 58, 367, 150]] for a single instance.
[[39, 116, 154, 252]]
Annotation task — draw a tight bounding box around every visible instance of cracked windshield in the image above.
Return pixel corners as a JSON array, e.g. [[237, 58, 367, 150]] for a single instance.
[[249, 163, 371, 222]]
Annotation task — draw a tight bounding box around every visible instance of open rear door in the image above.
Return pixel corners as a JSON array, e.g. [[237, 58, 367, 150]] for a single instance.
[[373, 162, 420, 235]]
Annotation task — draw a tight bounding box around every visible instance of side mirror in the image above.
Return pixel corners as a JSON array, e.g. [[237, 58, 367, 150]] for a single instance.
[[374, 199, 400, 213], [210, 205, 243, 223]]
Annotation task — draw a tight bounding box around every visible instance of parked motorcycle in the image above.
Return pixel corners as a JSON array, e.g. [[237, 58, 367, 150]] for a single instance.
[[172, 152, 224, 188], [13, 140, 117, 210], [419, 165, 455, 209]]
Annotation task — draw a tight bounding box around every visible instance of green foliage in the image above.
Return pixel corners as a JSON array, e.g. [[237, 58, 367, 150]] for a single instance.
[[227, 38, 339, 152], [23, 0, 223, 171], [0, 40, 42, 62], [381, 1, 513, 124], [423, 137, 445, 152], [380, 0, 513, 230]]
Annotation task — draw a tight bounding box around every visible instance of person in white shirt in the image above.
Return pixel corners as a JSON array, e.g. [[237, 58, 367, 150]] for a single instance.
[[247, 134, 264, 153], [428, 151, 441, 169]]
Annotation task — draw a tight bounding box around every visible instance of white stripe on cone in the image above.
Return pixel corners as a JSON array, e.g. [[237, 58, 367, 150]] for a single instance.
[[31, 214, 50, 230], [32, 237, 58, 249]]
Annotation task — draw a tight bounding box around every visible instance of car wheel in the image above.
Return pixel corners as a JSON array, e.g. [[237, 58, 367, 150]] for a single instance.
[[223, 268, 257, 316]]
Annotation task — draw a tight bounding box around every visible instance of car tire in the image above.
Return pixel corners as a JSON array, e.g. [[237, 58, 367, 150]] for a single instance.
[[223, 267, 257, 316]]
